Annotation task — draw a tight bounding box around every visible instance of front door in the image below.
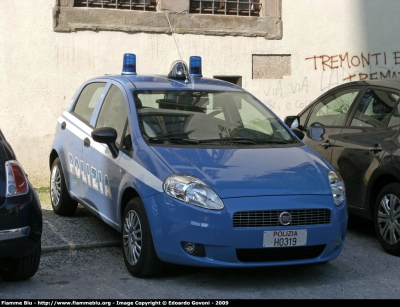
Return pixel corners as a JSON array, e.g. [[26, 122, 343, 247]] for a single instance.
[[64, 81, 107, 199], [302, 87, 364, 164], [332, 88, 400, 208], [82, 83, 130, 228]]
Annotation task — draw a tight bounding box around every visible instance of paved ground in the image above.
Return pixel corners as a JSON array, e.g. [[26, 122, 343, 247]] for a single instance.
[[1, 203, 400, 299]]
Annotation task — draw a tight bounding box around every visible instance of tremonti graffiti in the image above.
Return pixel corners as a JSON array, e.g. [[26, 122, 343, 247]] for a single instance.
[[306, 51, 400, 82]]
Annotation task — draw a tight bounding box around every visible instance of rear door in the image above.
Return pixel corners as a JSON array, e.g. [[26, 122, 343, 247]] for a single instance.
[[331, 87, 400, 208], [301, 86, 365, 164], [64, 81, 107, 199]]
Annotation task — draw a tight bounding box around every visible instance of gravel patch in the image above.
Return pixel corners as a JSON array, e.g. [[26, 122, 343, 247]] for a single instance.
[[41, 203, 120, 252]]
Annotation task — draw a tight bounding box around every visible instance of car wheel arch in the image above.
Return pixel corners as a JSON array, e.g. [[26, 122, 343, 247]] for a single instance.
[[368, 173, 400, 218], [49, 150, 74, 196], [119, 187, 140, 227], [49, 149, 59, 170], [373, 183, 400, 255]]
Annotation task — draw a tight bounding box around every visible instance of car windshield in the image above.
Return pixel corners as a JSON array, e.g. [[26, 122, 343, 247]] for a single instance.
[[135, 90, 296, 145]]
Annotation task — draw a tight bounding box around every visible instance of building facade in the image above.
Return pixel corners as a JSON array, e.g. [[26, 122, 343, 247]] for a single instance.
[[0, 0, 399, 186]]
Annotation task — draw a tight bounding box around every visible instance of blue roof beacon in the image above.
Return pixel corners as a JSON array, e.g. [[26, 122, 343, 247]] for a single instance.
[[49, 54, 348, 277]]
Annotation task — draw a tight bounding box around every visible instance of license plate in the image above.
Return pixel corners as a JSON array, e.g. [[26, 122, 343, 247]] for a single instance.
[[263, 229, 307, 247]]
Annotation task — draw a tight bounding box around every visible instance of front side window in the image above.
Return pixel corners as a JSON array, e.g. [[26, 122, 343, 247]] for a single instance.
[[96, 85, 128, 146], [121, 121, 133, 154], [350, 89, 399, 128], [73, 82, 106, 124], [307, 88, 361, 127], [136, 90, 295, 146]]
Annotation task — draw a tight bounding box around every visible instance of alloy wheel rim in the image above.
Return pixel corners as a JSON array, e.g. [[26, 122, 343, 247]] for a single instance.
[[377, 193, 400, 245], [50, 166, 61, 207], [123, 210, 142, 266]]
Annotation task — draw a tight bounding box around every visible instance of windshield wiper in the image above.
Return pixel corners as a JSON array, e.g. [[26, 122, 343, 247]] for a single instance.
[[147, 137, 255, 145], [198, 138, 291, 145], [217, 137, 259, 145], [261, 139, 292, 144], [147, 137, 199, 144], [147, 136, 291, 145]]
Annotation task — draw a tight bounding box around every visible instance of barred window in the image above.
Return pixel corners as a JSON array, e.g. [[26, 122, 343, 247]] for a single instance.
[[74, 0, 261, 15], [55, 1, 282, 38], [74, 0, 157, 11], [190, 0, 261, 16]]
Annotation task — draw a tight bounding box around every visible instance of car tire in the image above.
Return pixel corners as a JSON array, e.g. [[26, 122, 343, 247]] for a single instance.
[[122, 198, 162, 278], [50, 157, 78, 216], [374, 183, 400, 255], [0, 244, 41, 281]]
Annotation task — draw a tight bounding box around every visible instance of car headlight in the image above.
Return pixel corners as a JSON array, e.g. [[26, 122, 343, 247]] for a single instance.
[[163, 174, 224, 210], [328, 171, 346, 206]]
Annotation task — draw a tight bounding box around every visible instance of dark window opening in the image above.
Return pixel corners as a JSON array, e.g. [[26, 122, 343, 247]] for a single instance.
[[213, 75, 242, 87]]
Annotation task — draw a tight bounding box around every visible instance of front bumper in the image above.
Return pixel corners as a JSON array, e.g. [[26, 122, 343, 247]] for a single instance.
[[143, 193, 348, 267], [0, 186, 42, 258], [0, 226, 30, 241]]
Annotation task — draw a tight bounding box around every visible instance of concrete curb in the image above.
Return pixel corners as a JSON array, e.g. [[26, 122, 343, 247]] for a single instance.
[[42, 241, 121, 254]]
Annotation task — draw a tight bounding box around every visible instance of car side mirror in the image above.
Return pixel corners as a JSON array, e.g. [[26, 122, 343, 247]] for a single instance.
[[291, 128, 305, 140], [284, 116, 300, 128], [91, 127, 119, 158]]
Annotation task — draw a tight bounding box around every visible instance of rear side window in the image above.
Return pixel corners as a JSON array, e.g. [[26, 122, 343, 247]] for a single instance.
[[73, 82, 106, 124], [350, 89, 399, 128]]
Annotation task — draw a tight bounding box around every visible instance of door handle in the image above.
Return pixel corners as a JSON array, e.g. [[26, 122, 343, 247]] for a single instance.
[[321, 140, 333, 148], [84, 137, 91, 147], [369, 144, 383, 154]]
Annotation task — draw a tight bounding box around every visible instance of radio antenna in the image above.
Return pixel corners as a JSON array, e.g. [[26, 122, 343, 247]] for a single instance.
[[164, 11, 191, 85]]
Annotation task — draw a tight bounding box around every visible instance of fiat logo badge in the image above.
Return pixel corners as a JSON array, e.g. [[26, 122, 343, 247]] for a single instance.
[[279, 212, 291, 226]]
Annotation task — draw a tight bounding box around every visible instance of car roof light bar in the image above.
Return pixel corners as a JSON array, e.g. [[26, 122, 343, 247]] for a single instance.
[[189, 56, 202, 77], [122, 53, 137, 75]]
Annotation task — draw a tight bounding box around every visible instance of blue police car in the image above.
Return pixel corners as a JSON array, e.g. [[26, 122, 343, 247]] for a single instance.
[[49, 54, 347, 277]]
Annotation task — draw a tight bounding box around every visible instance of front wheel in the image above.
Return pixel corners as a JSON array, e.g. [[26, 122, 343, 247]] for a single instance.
[[0, 244, 41, 281], [122, 198, 162, 278], [50, 157, 78, 216], [374, 183, 400, 255]]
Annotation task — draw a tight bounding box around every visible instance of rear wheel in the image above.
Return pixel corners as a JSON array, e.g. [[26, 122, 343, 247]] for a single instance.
[[374, 183, 400, 255], [50, 157, 78, 216], [0, 244, 41, 281], [122, 198, 162, 278]]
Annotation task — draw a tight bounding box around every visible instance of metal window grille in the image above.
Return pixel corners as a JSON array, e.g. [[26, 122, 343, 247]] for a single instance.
[[74, 0, 157, 11], [190, 0, 261, 16]]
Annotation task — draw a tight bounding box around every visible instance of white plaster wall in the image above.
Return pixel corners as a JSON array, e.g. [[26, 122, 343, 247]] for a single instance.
[[0, 0, 399, 186]]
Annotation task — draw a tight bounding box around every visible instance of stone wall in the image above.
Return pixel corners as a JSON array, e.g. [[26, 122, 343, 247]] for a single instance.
[[1, 0, 399, 186]]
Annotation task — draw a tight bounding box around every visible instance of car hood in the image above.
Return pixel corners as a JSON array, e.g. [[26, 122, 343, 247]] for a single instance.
[[150, 145, 333, 198]]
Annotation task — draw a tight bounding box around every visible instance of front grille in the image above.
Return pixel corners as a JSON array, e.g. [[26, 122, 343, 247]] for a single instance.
[[236, 245, 326, 262], [233, 209, 331, 228]]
